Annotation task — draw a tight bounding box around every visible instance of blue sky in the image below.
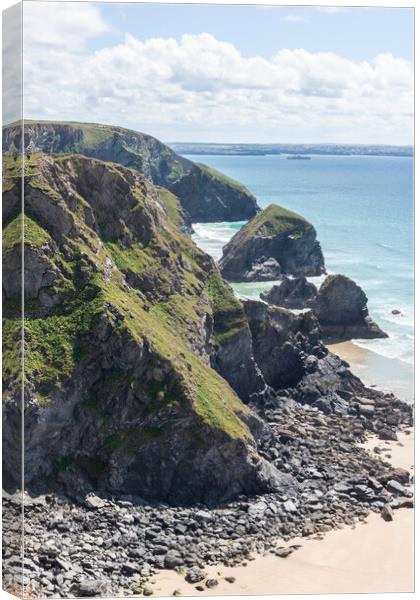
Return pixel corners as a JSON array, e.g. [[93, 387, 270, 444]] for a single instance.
[[14, 2, 415, 144], [96, 4, 414, 63]]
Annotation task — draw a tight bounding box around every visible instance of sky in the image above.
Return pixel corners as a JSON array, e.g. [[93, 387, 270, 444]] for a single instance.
[[3, 2, 414, 144]]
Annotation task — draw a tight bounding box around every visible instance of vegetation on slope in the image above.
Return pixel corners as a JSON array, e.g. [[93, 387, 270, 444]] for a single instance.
[[2, 152, 252, 444], [238, 203, 309, 242]]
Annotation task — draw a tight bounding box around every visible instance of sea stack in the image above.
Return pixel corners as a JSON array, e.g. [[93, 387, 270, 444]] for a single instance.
[[262, 274, 388, 342], [310, 274, 388, 342], [219, 204, 325, 282]]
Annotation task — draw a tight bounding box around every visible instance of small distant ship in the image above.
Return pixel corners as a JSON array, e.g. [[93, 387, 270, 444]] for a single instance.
[[286, 155, 311, 160]]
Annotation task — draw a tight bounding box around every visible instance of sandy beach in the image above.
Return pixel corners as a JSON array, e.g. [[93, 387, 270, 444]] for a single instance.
[[151, 352, 414, 597], [327, 340, 414, 403]]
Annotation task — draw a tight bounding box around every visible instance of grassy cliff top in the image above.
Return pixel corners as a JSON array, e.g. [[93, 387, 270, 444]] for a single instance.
[[232, 203, 310, 246], [196, 162, 252, 195]]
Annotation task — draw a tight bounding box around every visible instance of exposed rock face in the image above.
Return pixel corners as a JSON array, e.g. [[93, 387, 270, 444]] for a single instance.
[[2, 122, 259, 223], [262, 274, 387, 342], [243, 299, 408, 421], [219, 204, 325, 282], [260, 276, 317, 309], [171, 162, 258, 222], [243, 300, 321, 390], [2, 152, 276, 505], [310, 274, 387, 342]]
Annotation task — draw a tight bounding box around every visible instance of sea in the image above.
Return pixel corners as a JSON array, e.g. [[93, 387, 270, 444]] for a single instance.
[[182, 153, 414, 402]]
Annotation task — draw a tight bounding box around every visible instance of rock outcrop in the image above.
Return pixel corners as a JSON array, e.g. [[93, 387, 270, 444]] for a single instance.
[[309, 274, 387, 341], [260, 276, 317, 309], [219, 204, 325, 282], [1, 152, 275, 505], [2, 121, 259, 223], [262, 274, 387, 342]]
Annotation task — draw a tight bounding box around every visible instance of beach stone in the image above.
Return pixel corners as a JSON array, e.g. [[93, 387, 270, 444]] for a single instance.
[[143, 586, 154, 596], [397, 497, 414, 509], [378, 468, 410, 485], [225, 577, 236, 584], [378, 428, 397, 441], [69, 579, 108, 597], [302, 523, 315, 536], [206, 579, 219, 588], [283, 500, 297, 513], [275, 547, 294, 558], [185, 568, 206, 584], [386, 480, 407, 496], [164, 551, 184, 570], [85, 495, 106, 510], [381, 505, 393, 522]]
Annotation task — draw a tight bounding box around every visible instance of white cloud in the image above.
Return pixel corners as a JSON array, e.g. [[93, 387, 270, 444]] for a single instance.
[[23, 1, 109, 51], [21, 6, 413, 144]]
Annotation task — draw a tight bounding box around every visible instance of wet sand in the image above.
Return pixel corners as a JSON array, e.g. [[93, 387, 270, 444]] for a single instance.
[[327, 340, 414, 402], [151, 347, 414, 597]]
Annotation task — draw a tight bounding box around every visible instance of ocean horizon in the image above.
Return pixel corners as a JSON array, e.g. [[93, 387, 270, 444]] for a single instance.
[[185, 153, 414, 402]]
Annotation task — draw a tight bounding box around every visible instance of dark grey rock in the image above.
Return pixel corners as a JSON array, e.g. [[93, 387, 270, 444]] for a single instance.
[[69, 580, 109, 597], [381, 505, 393, 522], [261, 277, 317, 309], [386, 480, 407, 496], [185, 568, 206, 584], [310, 274, 387, 342]]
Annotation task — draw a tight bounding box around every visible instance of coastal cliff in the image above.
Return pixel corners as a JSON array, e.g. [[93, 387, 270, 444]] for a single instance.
[[2, 121, 259, 224], [2, 152, 279, 505], [2, 131, 412, 598]]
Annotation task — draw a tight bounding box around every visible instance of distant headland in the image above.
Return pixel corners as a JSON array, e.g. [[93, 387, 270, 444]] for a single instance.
[[169, 142, 413, 158]]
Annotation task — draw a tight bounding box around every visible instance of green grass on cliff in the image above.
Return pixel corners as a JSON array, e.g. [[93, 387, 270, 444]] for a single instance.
[[196, 163, 252, 195], [238, 203, 309, 241], [204, 270, 247, 345], [3, 214, 51, 251], [105, 279, 250, 441], [2, 151, 252, 444], [105, 241, 155, 273], [157, 187, 183, 226]]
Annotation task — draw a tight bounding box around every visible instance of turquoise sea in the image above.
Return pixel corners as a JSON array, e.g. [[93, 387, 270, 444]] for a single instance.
[[183, 154, 414, 402]]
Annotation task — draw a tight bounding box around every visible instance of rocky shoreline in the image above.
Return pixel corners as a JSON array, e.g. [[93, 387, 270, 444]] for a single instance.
[[3, 390, 413, 597]]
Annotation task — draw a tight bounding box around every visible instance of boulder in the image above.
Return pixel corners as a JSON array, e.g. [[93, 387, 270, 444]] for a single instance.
[[310, 274, 387, 342], [381, 505, 394, 522], [185, 568, 206, 584], [69, 580, 109, 597], [377, 468, 410, 485], [219, 204, 325, 282], [261, 277, 317, 309]]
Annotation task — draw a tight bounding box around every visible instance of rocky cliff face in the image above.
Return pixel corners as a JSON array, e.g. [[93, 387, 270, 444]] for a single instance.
[[261, 274, 387, 342], [2, 122, 259, 223], [2, 152, 279, 505], [1, 151, 408, 508], [260, 276, 317, 309], [219, 204, 325, 282]]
